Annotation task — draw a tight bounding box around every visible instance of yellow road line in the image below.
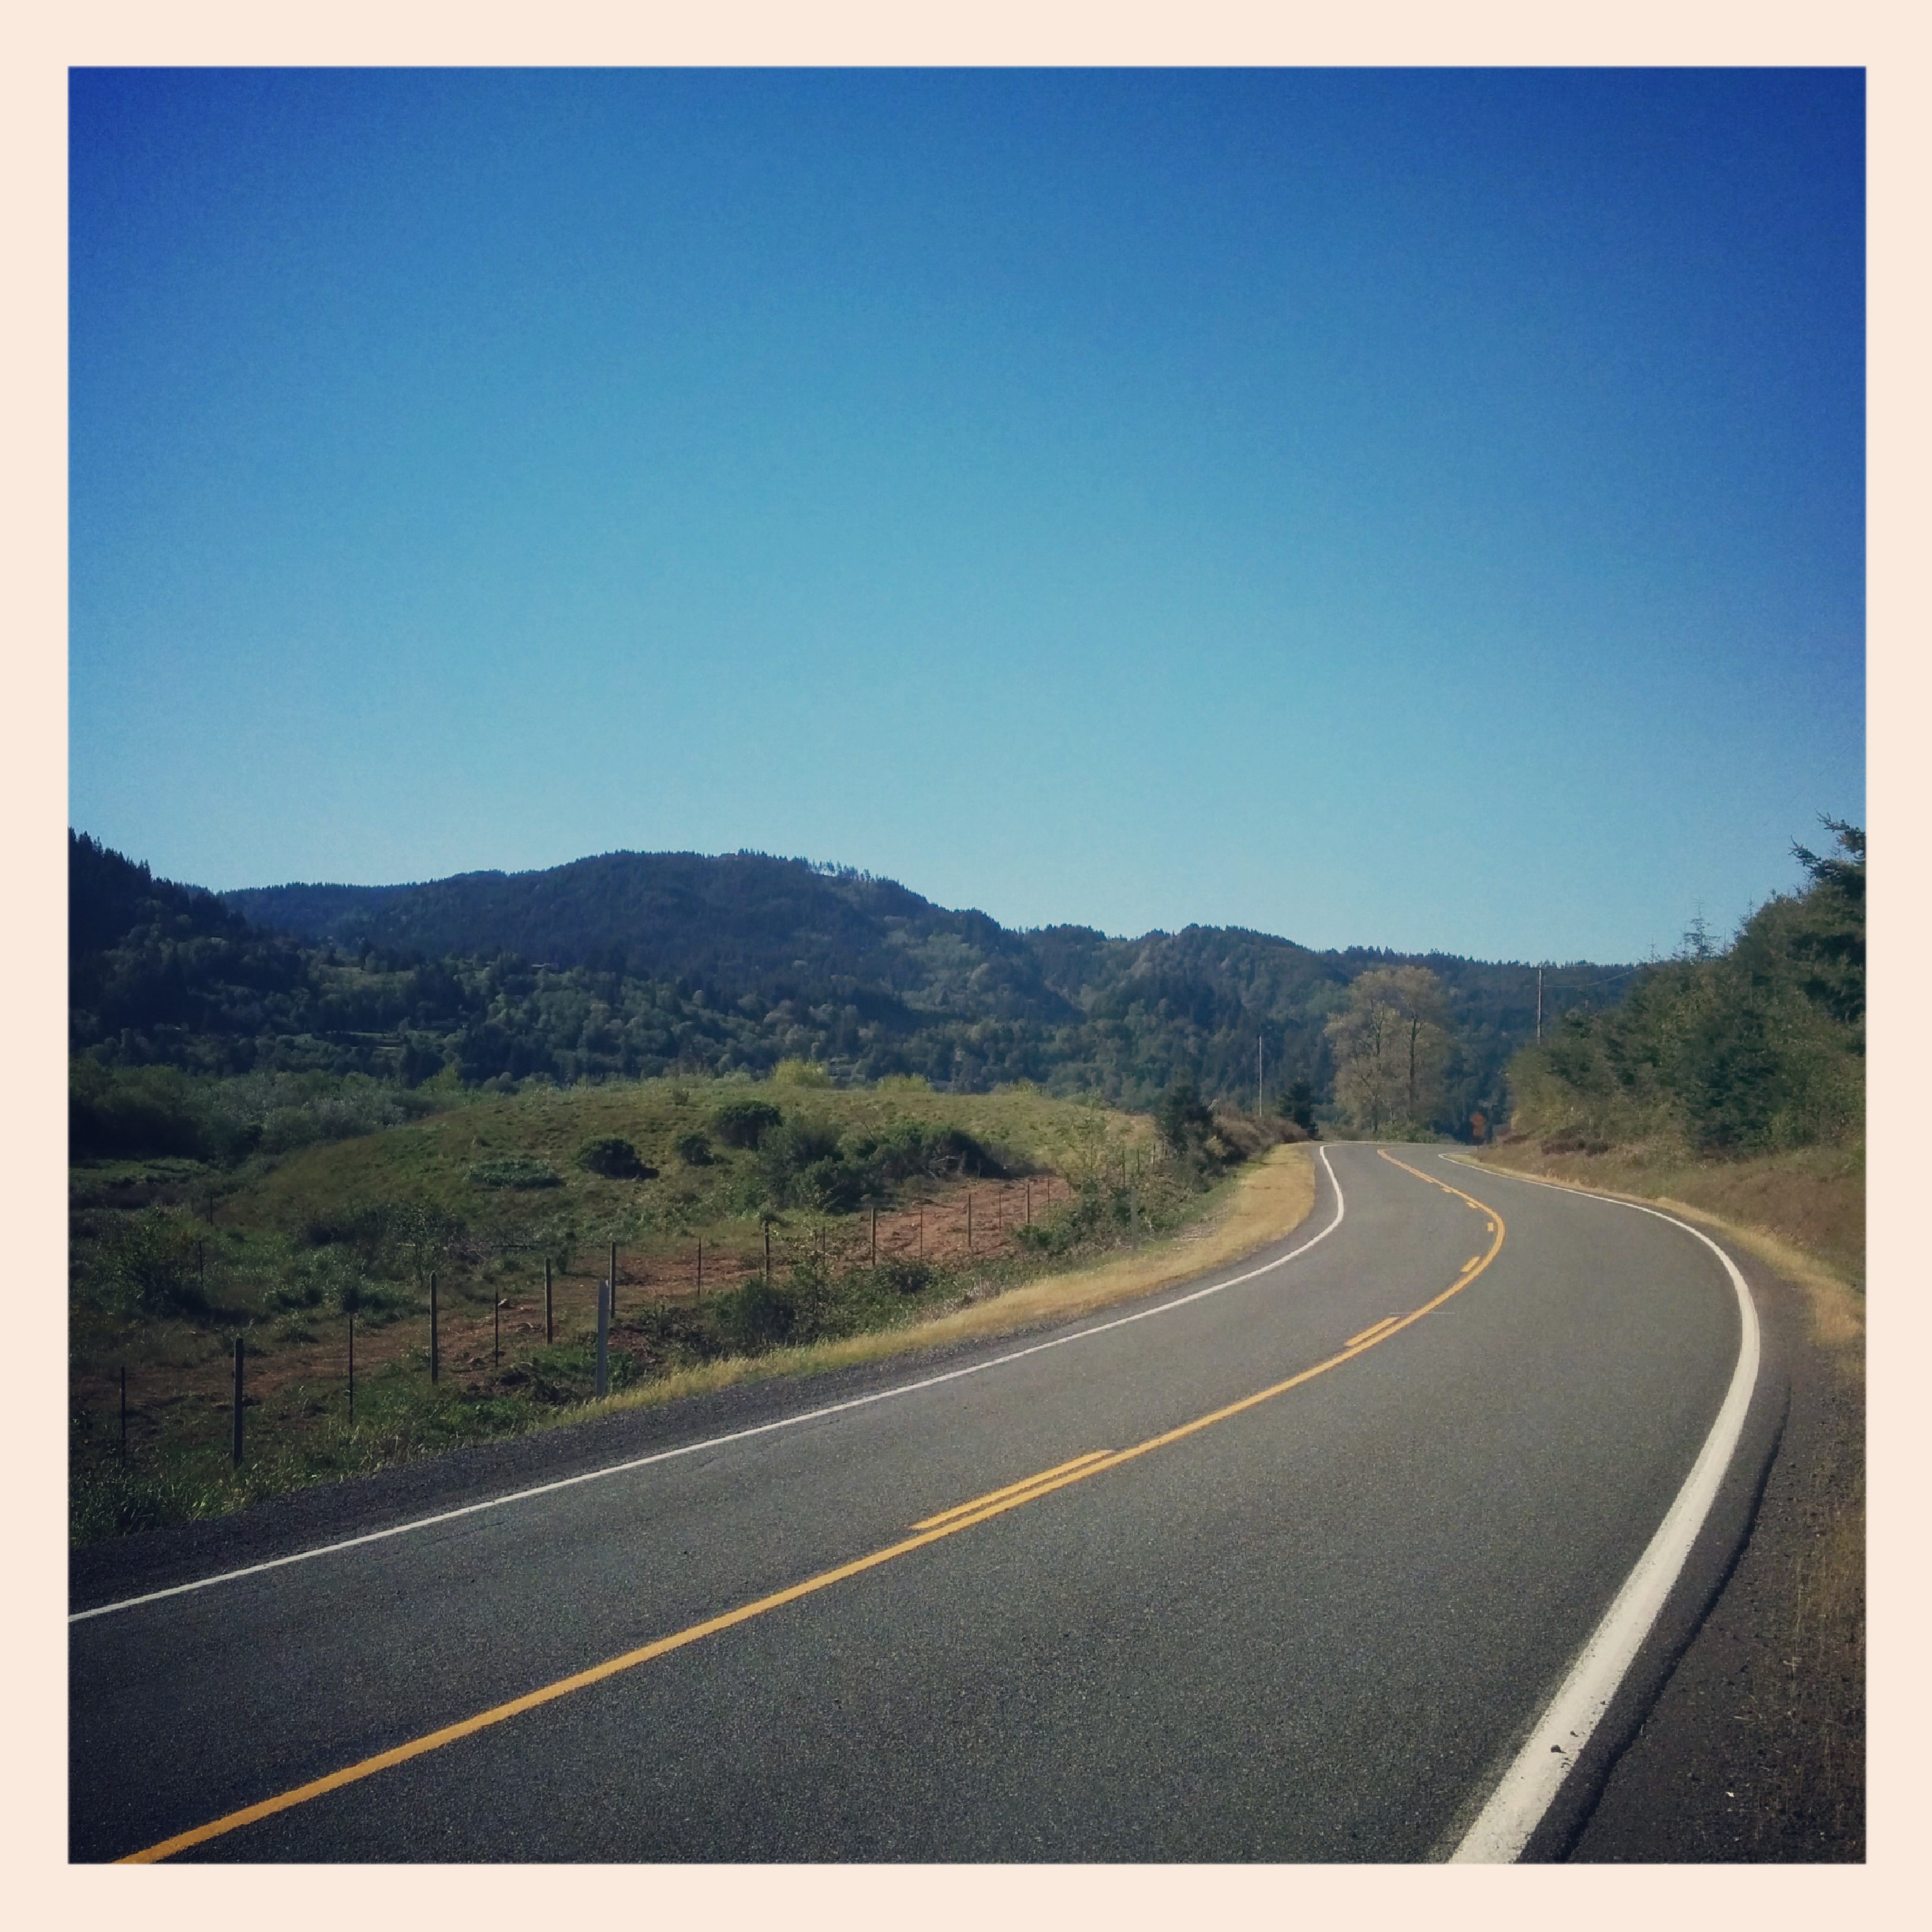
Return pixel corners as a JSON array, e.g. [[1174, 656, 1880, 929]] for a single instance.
[[120, 1155, 1506, 1866], [1346, 1316, 1399, 1347], [913, 1451, 1114, 1530]]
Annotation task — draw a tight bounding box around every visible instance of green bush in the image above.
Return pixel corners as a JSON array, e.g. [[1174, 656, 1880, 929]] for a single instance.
[[673, 1130, 713, 1166], [710, 1099, 783, 1148], [95, 1208, 208, 1316], [575, 1135, 655, 1180], [745, 1116, 1011, 1214], [69, 1061, 208, 1161]]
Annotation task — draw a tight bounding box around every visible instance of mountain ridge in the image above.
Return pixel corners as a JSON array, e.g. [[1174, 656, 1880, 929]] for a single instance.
[[77, 832, 1634, 1128]]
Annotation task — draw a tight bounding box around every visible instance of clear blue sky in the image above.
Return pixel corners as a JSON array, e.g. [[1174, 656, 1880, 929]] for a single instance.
[[69, 67, 1863, 964]]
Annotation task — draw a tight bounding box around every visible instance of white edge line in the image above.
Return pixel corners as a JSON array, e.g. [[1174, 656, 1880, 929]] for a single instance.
[[72, 1147, 1349, 1624], [1440, 1154, 1762, 1863]]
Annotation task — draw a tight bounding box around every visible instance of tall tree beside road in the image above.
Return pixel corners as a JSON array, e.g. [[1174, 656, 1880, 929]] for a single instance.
[[1505, 822, 1863, 1153], [1327, 967, 1451, 1136]]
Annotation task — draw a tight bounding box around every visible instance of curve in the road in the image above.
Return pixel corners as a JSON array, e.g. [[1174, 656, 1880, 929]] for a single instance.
[[1441, 1157, 1762, 1863], [123, 1147, 1508, 1864], [81, 1145, 1767, 1866]]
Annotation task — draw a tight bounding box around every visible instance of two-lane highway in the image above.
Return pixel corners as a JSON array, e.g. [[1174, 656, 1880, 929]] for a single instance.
[[70, 1143, 1760, 1862]]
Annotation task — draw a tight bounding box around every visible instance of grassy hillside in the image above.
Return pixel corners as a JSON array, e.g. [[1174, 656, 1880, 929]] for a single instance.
[[70, 1072, 1294, 1546]]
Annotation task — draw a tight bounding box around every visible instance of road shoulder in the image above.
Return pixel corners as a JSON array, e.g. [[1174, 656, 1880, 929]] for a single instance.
[[1466, 1151, 1864, 1861]]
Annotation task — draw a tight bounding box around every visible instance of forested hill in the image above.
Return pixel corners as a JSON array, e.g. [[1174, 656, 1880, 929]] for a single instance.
[[76, 833, 1631, 1131], [227, 852, 1080, 1024]]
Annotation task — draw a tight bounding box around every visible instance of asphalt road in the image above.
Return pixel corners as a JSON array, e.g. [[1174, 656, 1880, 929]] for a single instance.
[[69, 1143, 1765, 1863]]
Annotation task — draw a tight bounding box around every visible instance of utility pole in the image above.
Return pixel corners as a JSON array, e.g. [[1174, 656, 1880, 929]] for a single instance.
[[1257, 1033, 1264, 1117], [1537, 966, 1544, 1043]]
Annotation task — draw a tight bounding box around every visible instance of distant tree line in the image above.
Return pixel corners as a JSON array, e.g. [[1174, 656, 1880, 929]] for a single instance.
[[70, 832, 1637, 1151]]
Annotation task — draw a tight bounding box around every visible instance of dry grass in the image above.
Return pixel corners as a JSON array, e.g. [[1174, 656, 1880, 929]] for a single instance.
[[584, 1142, 1319, 1422]]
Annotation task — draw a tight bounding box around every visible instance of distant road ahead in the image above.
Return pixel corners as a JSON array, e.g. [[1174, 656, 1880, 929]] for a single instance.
[[71, 1144, 1760, 1862]]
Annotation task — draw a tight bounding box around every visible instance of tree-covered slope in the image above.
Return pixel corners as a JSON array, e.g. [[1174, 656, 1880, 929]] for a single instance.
[[1504, 822, 1863, 1154], [227, 851, 1080, 1024], [78, 831, 1633, 1128]]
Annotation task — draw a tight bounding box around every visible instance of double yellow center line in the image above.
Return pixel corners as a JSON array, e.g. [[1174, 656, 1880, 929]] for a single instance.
[[120, 1149, 1503, 1864]]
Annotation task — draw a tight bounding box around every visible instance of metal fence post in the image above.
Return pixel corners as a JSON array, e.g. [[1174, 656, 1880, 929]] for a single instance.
[[544, 1256, 553, 1345], [348, 1311, 356, 1425], [595, 1275, 610, 1399], [430, 1271, 440, 1383]]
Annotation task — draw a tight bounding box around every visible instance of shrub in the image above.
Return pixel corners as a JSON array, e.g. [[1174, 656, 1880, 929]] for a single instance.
[[575, 1135, 653, 1179], [673, 1130, 713, 1166], [69, 1060, 208, 1162], [772, 1058, 833, 1088], [1154, 1077, 1215, 1157], [710, 1099, 782, 1148], [95, 1208, 207, 1316], [714, 1274, 797, 1354]]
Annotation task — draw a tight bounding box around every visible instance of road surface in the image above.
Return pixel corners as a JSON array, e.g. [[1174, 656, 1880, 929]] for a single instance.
[[69, 1143, 1768, 1863]]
